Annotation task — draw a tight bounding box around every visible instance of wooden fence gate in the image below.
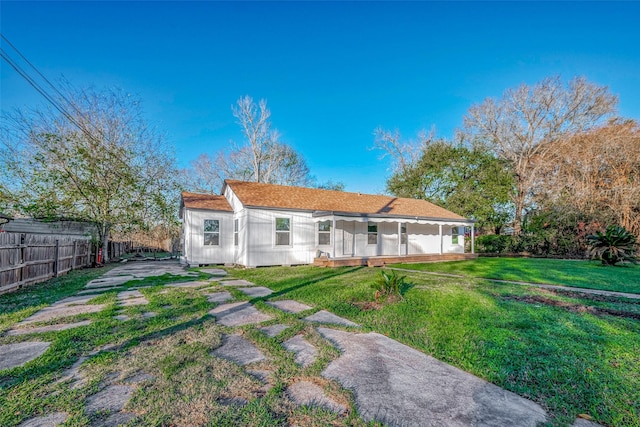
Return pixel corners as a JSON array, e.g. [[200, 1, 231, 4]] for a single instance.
[[0, 232, 92, 295]]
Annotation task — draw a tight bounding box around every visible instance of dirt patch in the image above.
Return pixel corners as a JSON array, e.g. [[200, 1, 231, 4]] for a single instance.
[[505, 295, 640, 320], [351, 301, 383, 311]]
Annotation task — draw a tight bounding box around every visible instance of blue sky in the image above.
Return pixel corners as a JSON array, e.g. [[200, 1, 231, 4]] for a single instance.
[[2, 1, 639, 194]]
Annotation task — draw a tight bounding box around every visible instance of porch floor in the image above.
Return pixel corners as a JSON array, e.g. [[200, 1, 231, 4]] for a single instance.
[[313, 253, 478, 268]]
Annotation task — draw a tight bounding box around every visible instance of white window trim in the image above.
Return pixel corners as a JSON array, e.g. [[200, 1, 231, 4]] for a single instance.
[[274, 216, 292, 247], [203, 218, 221, 246], [233, 218, 239, 246], [317, 220, 331, 246], [367, 221, 378, 245]]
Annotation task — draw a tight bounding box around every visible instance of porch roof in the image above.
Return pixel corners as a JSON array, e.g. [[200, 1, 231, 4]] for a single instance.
[[311, 211, 473, 227]]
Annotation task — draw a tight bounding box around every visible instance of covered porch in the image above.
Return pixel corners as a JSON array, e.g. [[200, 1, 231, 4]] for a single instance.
[[311, 212, 476, 267]]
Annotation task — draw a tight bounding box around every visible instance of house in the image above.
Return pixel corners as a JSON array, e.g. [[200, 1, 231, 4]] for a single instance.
[[180, 180, 477, 268]]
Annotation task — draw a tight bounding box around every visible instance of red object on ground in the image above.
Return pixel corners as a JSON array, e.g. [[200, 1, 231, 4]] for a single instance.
[[97, 248, 102, 264]]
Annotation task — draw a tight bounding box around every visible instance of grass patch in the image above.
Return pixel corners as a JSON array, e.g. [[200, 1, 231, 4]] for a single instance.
[[391, 257, 640, 294], [0, 264, 371, 427], [232, 265, 640, 427]]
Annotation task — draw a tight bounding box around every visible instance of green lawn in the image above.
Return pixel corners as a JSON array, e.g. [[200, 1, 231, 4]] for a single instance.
[[2, 263, 638, 426], [233, 265, 640, 427], [391, 257, 640, 294]]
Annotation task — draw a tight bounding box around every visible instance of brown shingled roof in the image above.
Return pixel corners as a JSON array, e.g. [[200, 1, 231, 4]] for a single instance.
[[224, 180, 466, 220], [181, 191, 232, 212]]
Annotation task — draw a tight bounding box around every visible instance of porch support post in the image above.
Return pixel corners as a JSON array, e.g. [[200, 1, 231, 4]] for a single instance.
[[398, 222, 402, 256], [471, 224, 475, 254], [332, 217, 336, 257], [439, 224, 443, 255]]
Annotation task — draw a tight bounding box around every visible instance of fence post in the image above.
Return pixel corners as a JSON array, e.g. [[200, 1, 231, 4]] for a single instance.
[[20, 233, 26, 284], [72, 240, 78, 270], [54, 239, 60, 277]]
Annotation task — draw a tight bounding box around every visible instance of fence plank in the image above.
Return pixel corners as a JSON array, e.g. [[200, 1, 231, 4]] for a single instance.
[[0, 232, 93, 294]]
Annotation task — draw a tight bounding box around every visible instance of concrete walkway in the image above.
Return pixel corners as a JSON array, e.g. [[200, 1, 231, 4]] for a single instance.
[[390, 267, 640, 300]]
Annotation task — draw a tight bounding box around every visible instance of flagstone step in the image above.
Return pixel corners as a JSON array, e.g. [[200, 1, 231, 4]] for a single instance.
[[286, 381, 347, 414], [266, 300, 313, 313], [283, 335, 318, 367], [304, 310, 359, 327], [212, 334, 266, 365], [209, 302, 272, 326]]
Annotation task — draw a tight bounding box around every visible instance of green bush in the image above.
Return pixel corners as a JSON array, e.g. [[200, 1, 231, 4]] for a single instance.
[[586, 225, 638, 266], [475, 234, 513, 253]]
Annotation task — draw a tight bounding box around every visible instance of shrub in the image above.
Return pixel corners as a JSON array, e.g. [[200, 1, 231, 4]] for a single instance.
[[586, 225, 638, 266], [475, 234, 512, 253], [371, 270, 406, 301]]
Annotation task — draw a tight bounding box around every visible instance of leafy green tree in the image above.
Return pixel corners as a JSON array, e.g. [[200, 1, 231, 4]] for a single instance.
[[387, 140, 514, 232], [1, 85, 179, 262]]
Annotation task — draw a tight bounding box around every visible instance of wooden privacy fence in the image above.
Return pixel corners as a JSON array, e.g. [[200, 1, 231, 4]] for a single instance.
[[0, 232, 92, 295]]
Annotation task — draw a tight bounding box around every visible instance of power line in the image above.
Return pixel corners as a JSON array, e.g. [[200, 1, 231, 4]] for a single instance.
[[0, 34, 100, 144]]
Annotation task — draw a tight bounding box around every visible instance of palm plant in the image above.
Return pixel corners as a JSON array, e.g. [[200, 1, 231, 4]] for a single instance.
[[371, 270, 406, 300], [586, 225, 638, 266]]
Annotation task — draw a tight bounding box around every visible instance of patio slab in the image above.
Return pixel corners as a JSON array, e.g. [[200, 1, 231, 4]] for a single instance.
[[283, 335, 318, 367], [286, 381, 347, 414], [200, 268, 228, 276], [0, 341, 51, 371], [236, 286, 273, 297], [19, 304, 106, 325], [165, 280, 210, 288], [318, 327, 547, 426], [304, 310, 359, 327], [212, 334, 266, 365], [6, 320, 91, 336], [219, 279, 256, 287], [266, 299, 313, 313], [204, 291, 234, 303], [117, 297, 148, 307], [259, 323, 289, 337], [85, 385, 134, 413], [16, 412, 68, 427], [209, 302, 272, 326]]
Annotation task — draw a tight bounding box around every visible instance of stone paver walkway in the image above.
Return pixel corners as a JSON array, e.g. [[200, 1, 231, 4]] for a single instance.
[[259, 323, 289, 337], [219, 279, 256, 287], [203, 291, 234, 303], [200, 268, 228, 276], [6, 320, 91, 336]]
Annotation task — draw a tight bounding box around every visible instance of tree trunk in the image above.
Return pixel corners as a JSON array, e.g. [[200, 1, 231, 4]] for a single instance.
[[101, 223, 110, 264], [513, 181, 527, 235]]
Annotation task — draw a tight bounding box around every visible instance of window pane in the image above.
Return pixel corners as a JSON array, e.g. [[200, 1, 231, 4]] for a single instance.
[[368, 233, 377, 244], [318, 221, 331, 232], [276, 218, 290, 231], [401, 224, 407, 233], [276, 231, 290, 246], [234, 232, 238, 246], [204, 233, 219, 246], [368, 222, 377, 233], [401, 234, 407, 244], [204, 220, 219, 232], [234, 219, 238, 232], [318, 233, 330, 245]]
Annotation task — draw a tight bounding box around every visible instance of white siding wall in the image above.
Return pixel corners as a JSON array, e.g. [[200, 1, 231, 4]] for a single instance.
[[245, 209, 316, 267], [183, 209, 234, 265], [407, 223, 441, 255]]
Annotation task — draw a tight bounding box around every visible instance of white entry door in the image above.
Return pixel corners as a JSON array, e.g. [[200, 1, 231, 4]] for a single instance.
[[342, 222, 355, 256]]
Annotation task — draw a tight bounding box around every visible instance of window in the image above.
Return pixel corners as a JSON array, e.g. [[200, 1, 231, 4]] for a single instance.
[[367, 222, 378, 244], [204, 219, 220, 246], [275, 217, 291, 246], [400, 224, 407, 244], [234, 219, 239, 246], [452, 226, 460, 245], [318, 221, 331, 245]]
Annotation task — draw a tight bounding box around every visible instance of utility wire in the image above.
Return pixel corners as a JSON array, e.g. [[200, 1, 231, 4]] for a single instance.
[[0, 34, 101, 144]]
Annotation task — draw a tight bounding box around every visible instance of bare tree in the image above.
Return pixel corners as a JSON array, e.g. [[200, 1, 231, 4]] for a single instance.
[[372, 127, 436, 174], [541, 119, 640, 236], [461, 76, 617, 234], [183, 95, 312, 193]]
